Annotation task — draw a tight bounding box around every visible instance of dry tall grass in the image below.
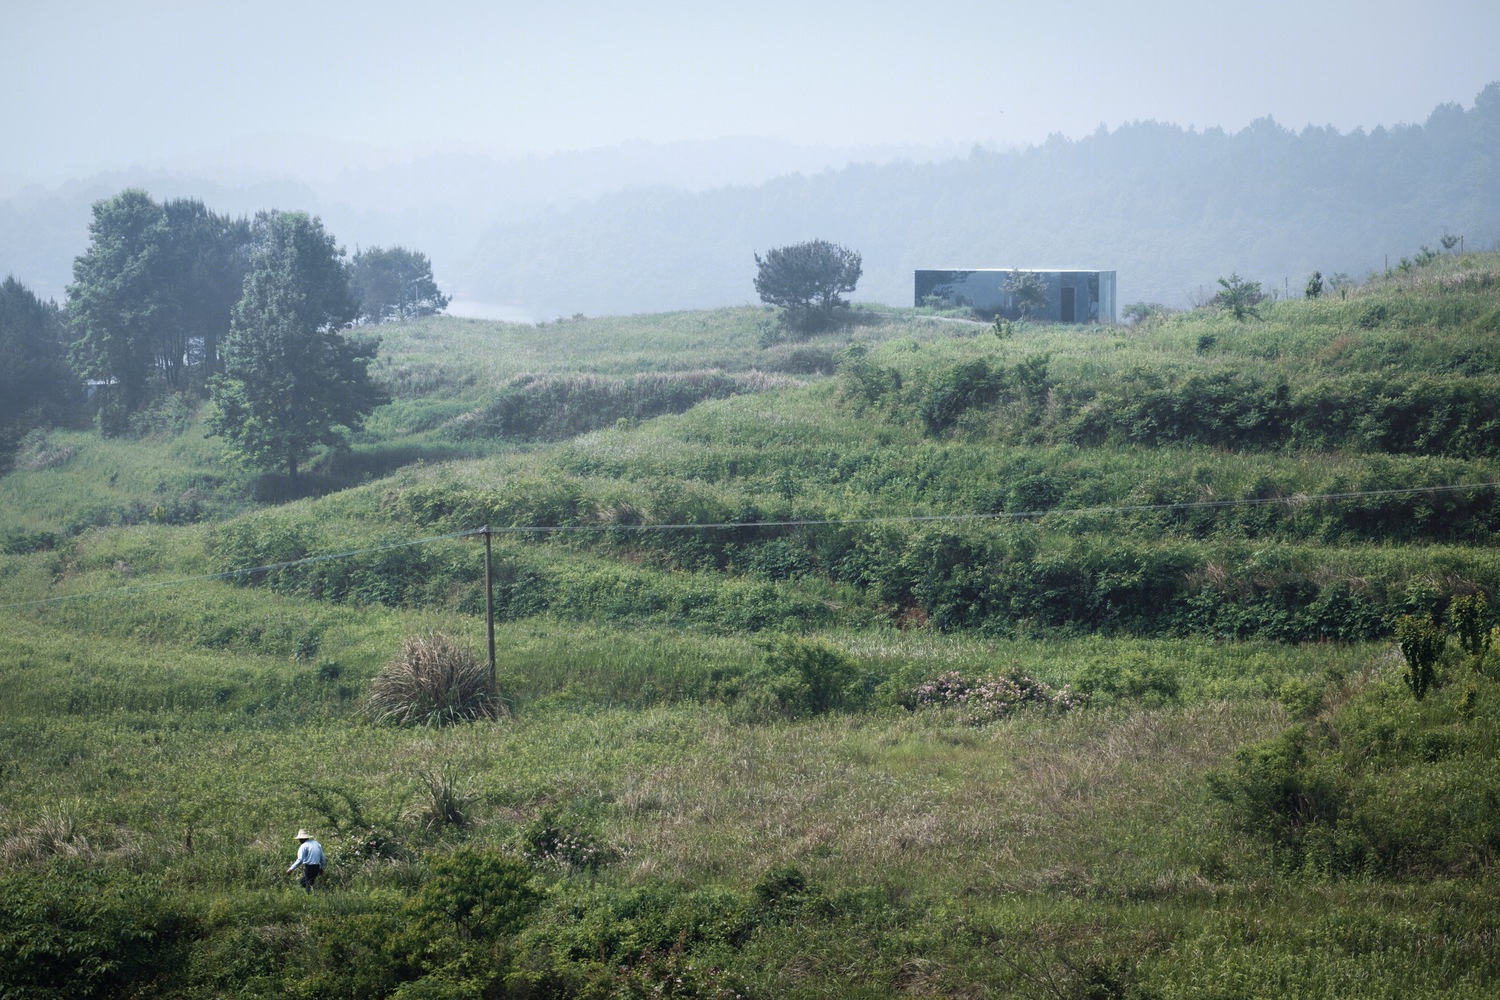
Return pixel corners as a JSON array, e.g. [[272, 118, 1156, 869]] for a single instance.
[[366, 631, 506, 726]]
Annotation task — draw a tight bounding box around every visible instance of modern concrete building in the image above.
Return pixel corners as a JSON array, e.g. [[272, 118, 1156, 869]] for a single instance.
[[915, 269, 1117, 324]]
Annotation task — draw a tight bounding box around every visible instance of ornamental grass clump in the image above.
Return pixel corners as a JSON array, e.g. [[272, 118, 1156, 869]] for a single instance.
[[366, 631, 506, 726], [910, 669, 1085, 724]]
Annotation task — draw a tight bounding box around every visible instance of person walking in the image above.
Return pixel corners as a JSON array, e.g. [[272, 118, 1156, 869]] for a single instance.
[[287, 829, 325, 892]]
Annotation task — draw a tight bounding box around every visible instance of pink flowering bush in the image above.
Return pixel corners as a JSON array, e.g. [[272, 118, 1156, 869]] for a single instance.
[[520, 809, 620, 871], [909, 669, 1085, 724]]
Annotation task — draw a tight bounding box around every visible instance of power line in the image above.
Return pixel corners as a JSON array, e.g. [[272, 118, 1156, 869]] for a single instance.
[[2, 481, 1495, 611], [484, 481, 1500, 534]]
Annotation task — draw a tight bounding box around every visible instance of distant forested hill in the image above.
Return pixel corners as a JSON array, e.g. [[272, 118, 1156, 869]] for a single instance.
[[3, 86, 1496, 317], [465, 84, 1500, 316]]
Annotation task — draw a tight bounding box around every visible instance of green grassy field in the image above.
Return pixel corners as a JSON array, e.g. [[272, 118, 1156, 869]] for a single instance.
[[1, 253, 1497, 998]]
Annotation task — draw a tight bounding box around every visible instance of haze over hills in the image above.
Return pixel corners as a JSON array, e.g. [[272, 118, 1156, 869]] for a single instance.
[[0, 135, 971, 309], [3, 86, 1496, 318]]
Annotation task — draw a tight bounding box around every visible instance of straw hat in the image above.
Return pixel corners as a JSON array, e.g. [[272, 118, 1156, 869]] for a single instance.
[[295, 829, 313, 841]]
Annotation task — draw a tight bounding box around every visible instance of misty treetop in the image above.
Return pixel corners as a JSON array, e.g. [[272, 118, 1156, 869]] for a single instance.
[[349, 245, 450, 324], [208, 211, 386, 480]]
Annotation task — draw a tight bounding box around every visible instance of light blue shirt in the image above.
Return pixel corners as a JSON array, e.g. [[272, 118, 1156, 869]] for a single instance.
[[290, 839, 325, 869]]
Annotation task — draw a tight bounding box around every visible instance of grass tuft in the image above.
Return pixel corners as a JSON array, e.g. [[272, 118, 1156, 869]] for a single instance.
[[366, 631, 506, 726], [2, 804, 93, 862], [406, 765, 477, 832]]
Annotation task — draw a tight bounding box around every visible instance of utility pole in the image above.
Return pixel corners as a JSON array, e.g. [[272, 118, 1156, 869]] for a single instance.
[[483, 527, 496, 690]]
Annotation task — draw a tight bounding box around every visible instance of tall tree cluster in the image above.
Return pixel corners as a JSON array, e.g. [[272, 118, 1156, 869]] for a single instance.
[[51, 189, 435, 480], [66, 190, 251, 431], [0, 276, 74, 471]]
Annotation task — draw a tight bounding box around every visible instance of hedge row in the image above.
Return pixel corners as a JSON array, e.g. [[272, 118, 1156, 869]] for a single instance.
[[210, 507, 1498, 642], [845, 355, 1500, 459]]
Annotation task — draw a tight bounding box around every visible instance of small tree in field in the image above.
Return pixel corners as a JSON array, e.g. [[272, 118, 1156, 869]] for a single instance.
[[1214, 273, 1265, 321], [1395, 614, 1445, 700], [1449, 593, 1491, 668], [1003, 269, 1049, 319], [753, 239, 861, 332]]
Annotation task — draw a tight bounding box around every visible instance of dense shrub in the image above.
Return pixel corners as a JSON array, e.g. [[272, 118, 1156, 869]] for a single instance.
[[210, 515, 476, 607], [726, 635, 869, 720], [0, 864, 194, 998], [916, 354, 1050, 435], [1068, 368, 1289, 450], [1074, 656, 1181, 706], [209, 514, 322, 586], [527, 881, 755, 966], [843, 348, 1500, 460], [920, 358, 1009, 434], [1, 527, 59, 554], [1210, 670, 1500, 876], [1208, 724, 1346, 861], [835, 344, 903, 413], [610, 942, 747, 999], [486, 548, 840, 634], [403, 848, 542, 954], [519, 807, 619, 871], [766, 345, 838, 375]]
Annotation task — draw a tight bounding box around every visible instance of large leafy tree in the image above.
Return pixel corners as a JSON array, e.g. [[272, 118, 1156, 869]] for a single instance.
[[209, 212, 386, 479], [753, 239, 862, 329], [0, 276, 75, 471], [159, 200, 252, 387], [67, 189, 168, 423], [349, 246, 449, 323]]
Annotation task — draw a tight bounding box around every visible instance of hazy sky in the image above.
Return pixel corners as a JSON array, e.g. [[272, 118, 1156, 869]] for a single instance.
[[8, 0, 1500, 184]]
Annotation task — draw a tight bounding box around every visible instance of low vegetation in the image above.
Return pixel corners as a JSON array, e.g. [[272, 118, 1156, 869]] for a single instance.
[[2, 248, 1497, 997]]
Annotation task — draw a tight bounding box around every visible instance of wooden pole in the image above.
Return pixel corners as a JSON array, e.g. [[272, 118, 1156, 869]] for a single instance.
[[483, 527, 496, 690]]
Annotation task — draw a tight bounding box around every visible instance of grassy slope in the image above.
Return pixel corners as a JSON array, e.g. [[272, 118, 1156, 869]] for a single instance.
[[1, 254, 1498, 998]]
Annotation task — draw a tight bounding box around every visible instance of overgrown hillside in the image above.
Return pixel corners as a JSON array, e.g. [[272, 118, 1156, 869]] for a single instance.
[[1, 251, 1498, 998]]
